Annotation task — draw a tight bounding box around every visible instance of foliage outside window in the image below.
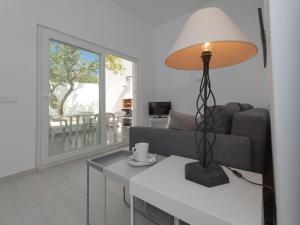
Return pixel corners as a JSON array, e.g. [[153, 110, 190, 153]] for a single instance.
[[48, 40, 125, 116]]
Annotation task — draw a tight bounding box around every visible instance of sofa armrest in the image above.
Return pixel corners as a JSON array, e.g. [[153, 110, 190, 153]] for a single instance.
[[130, 127, 253, 171], [231, 108, 269, 173]]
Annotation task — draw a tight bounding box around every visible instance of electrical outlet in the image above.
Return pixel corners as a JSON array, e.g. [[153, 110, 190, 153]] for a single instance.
[[0, 96, 18, 103]]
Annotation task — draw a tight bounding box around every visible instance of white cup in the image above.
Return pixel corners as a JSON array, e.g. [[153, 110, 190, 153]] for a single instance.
[[132, 142, 149, 162]]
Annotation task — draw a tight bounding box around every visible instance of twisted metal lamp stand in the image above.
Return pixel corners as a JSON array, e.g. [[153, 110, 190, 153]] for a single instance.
[[195, 51, 216, 168], [185, 51, 229, 187]]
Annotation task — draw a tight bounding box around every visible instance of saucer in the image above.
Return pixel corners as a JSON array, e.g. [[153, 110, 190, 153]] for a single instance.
[[127, 154, 157, 167]]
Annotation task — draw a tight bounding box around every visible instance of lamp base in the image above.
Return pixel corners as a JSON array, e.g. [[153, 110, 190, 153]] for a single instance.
[[185, 162, 229, 187]]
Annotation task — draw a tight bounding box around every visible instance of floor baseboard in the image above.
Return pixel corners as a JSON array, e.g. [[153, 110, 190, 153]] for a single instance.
[[37, 143, 129, 171], [0, 168, 37, 182], [0, 143, 129, 181]]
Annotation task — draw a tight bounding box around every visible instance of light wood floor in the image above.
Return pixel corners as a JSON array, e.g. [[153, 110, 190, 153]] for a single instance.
[[0, 150, 155, 225]]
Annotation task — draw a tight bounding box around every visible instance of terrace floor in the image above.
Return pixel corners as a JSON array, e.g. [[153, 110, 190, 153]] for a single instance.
[[49, 126, 129, 156]]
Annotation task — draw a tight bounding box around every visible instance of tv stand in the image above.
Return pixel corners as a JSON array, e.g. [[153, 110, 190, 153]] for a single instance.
[[152, 115, 167, 118], [148, 116, 168, 128]]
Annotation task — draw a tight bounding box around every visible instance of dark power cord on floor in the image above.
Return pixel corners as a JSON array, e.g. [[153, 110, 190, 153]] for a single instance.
[[214, 162, 277, 225]]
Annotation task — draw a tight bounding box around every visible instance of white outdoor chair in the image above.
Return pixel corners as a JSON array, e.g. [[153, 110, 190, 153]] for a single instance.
[[49, 115, 69, 142], [114, 110, 126, 128], [88, 114, 101, 142], [106, 112, 117, 144], [80, 112, 94, 138]]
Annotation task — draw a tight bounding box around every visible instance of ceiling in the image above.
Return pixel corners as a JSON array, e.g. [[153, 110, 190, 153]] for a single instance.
[[111, 0, 214, 27]]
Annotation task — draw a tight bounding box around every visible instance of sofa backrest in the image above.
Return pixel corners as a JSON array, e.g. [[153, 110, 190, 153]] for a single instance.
[[231, 108, 269, 173]]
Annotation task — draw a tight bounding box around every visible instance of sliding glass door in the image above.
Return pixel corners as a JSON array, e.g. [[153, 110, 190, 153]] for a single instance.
[[37, 26, 138, 166], [38, 27, 106, 165]]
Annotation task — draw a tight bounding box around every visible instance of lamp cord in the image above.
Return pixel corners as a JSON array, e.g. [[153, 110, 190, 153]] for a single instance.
[[214, 162, 277, 225]]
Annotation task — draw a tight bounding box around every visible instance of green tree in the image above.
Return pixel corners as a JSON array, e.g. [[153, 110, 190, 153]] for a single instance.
[[105, 54, 125, 75], [49, 41, 124, 116]]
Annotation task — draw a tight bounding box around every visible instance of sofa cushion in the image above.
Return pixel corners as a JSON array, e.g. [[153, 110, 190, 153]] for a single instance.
[[168, 108, 232, 134], [224, 102, 242, 113], [240, 103, 253, 111], [207, 106, 233, 134], [224, 102, 253, 112], [130, 126, 253, 171], [168, 110, 196, 130]]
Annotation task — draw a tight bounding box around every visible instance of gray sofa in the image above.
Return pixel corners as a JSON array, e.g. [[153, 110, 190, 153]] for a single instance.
[[130, 108, 269, 173], [129, 106, 269, 224]]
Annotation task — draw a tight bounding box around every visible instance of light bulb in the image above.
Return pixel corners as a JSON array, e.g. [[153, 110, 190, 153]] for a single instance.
[[202, 42, 212, 52]]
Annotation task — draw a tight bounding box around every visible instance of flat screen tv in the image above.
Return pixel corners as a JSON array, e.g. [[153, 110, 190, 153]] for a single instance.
[[148, 102, 171, 117]]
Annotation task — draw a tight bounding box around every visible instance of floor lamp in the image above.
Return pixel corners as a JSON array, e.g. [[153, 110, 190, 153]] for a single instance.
[[165, 7, 257, 187]]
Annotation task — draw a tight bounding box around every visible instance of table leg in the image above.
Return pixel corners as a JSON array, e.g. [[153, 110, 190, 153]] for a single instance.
[[69, 116, 73, 138], [76, 116, 80, 141], [87, 164, 90, 225], [123, 187, 130, 207], [131, 195, 135, 225], [104, 176, 107, 225], [174, 217, 180, 225]]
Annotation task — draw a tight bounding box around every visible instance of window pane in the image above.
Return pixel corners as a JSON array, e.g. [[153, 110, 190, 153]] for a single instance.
[[105, 54, 134, 145], [48, 40, 101, 156]]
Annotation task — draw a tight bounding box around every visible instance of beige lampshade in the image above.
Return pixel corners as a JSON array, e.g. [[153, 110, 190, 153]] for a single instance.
[[165, 7, 258, 70]]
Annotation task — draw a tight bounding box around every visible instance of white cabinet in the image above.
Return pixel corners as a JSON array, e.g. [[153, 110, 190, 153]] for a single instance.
[[148, 117, 169, 128]]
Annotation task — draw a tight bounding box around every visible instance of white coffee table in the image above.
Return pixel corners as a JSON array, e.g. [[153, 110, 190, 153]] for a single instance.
[[86, 150, 166, 225], [130, 155, 263, 225]]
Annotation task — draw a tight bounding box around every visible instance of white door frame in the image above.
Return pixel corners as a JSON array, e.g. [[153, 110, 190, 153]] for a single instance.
[[36, 25, 140, 167]]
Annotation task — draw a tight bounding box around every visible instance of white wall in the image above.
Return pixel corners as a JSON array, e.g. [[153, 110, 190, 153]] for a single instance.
[[52, 83, 100, 115], [0, 0, 155, 177], [154, 0, 268, 114], [269, 0, 300, 224]]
